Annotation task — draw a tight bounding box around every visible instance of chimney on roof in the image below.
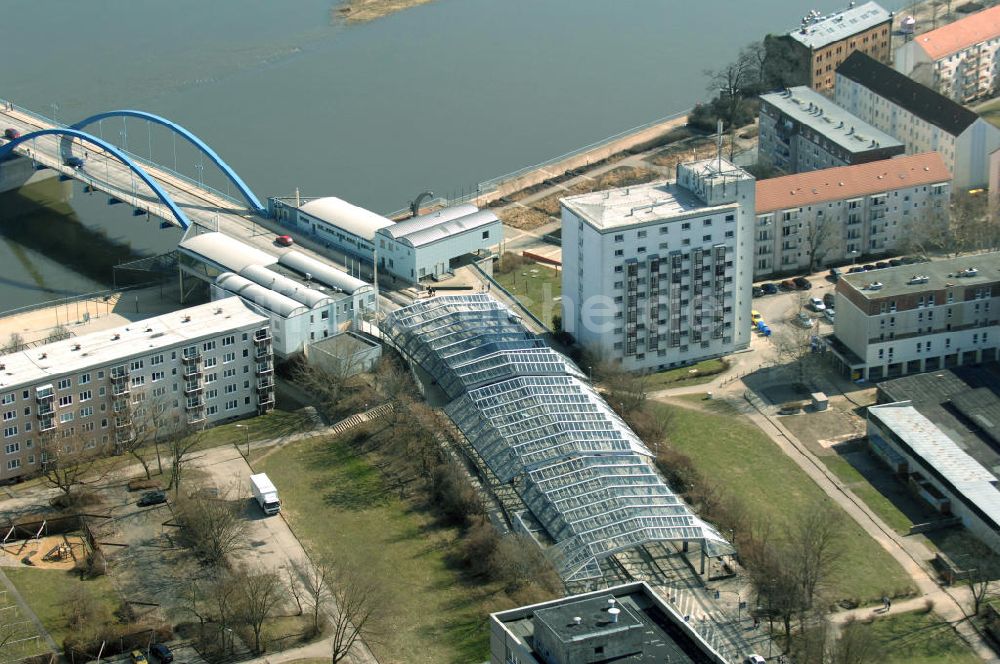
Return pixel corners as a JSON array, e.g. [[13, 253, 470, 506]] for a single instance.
[[608, 608, 621, 624], [572, 617, 582, 627]]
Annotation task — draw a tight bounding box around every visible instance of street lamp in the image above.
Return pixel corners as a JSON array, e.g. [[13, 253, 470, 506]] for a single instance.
[[235, 424, 250, 458], [713, 589, 744, 623]]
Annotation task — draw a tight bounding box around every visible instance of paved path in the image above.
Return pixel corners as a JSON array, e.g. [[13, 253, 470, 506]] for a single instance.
[[651, 392, 1000, 662], [0, 565, 59, 652]]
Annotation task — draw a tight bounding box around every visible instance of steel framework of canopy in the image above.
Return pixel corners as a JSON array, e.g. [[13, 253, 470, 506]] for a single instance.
[[382, 295, 732, 582]]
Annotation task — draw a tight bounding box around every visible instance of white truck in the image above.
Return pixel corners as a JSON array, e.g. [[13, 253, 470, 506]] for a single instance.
[[249, 473, 281, 516]]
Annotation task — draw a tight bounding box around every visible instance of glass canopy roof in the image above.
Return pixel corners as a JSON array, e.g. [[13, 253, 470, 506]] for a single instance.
[[382, 295, 732, 581]]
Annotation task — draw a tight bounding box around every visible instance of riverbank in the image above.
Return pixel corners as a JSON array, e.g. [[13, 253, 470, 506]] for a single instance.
[[334, 0, 439, 23]]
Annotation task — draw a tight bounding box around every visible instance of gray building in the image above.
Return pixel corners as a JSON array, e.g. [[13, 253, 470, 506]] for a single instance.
[[490, 582, 727, 664], [758, 86, 904, 174], [269, 197, 502, 284]]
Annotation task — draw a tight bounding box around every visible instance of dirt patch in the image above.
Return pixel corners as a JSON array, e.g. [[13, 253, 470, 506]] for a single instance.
[[781, 409, 866, 456], [646, 135, 726, 168], [497, 206, 556, 231], [335, 0, 439, 23], [0, 534, 86, 570], [531, 166, 662, 215]]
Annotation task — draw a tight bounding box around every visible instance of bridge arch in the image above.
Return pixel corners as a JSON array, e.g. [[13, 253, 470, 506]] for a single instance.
[[0, 128, 192, 229], [70, 110, 265, 214]]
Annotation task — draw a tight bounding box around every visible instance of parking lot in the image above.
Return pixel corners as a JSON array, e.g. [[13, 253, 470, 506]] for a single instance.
[[751, 268, 839, 338]]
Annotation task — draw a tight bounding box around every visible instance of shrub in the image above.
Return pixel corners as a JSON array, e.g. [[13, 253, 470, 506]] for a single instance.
[[430, 461, 484, 526]]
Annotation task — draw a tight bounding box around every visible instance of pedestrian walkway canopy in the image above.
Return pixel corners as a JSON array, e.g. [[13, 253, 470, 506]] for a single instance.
[[382, 295, 732, 583]]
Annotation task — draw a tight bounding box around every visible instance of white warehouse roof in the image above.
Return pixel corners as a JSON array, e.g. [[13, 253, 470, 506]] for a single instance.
[[378, 205, 501, 248], [298, 197, 394, 241], [870, 402, 1000, 528], [239, 264, 334, 309], [278, 251, 369, 295], [215, 272, 309, 318], [179, 232, 278, 272]]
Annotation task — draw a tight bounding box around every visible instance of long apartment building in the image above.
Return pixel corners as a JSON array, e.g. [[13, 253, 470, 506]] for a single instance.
[[829, 253, 1000, 381], [753, 153, 951, 279], [895, 5, 1000, 103], [758, 86, 905, 174], [0, 298, 274, 482], [836, 51, 1000, 189], [561, 158, 754, 373], [768, 1, 892, 92]]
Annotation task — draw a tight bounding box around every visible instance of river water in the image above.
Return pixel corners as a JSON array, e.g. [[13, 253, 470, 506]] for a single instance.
[[0, 0, 910, 311]]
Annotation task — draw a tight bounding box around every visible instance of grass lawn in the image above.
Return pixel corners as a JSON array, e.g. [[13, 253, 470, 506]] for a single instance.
[[821, 455, 915, 535], [644, 359, 729, 391], [653, 400, 914, 604], [193, 408, 314, 451], [257, 434, 501, 664], [867, 611, 980, 664], [493, 263, 562, 329], [4, 567, 119, 647]]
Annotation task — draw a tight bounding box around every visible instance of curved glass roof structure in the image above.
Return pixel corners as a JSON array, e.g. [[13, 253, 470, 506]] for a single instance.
[[383, 295, 732, 582]]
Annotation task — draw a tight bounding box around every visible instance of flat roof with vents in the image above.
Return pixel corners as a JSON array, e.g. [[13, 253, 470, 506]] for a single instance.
[[0, 298, 267, 390], [760, 86, 904, 155], [840, 251, 1000, 300], [787, 1, 892, 50]]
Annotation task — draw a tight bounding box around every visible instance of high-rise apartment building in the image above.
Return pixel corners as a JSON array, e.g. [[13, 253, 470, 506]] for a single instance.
[[561, 158, 755, 373]]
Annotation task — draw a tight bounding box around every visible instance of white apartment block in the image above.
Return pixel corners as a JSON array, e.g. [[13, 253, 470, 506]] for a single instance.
[[830, 253, 1000, 381], [753, 153, 952, 279], [561, 158, 754, 373], [894, 5, 1000, 104], [0, 298, 274, 482], [836, 51, 1000, 189], [758, 87, 904, 174]]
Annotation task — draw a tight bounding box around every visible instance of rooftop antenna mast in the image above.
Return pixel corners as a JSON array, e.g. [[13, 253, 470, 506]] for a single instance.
[[716, 118, 724, 172]]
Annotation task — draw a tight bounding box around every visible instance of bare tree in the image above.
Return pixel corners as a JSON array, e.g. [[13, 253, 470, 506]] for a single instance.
[[829, 620, 883, 664], [1, 333, 25, 355], [297, 557, 332, 635], [120, 393, 174, 479], [236, 566, 283, 653], [773, 300, 820, 386], [803, 213, 841, 273], [37, 434, 106, 502], [705, 47, 758, 130], [590, 354, 647, 416], [285, 565, 304, 618], [330, 560, 385, 664], [950, 190, 997, 254], [167, 425, 207, 493], [789, 501, 843, 609], [292, 356, 358, 419], [175, 484, 250, 565]]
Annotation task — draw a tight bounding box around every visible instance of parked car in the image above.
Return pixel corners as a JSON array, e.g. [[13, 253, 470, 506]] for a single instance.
[[824, 308, 836, 323], [751, 310, 763, 327], [275, 234, 294, 247], [64, 156, 84, 169], [828, 267, 842, 282], [3, 128, 19, 141], [862, 264, 876, 271], [779, 279, 796, 291], [150, 644, 173, 664], [875, 261, 890, 270], [795, 312, 814, 328], [130, 650, 148, 664], [752, 286, 764, 298], [808, 296, 826, 312], [137, 490, 167, 507], [793, 276, 812, 290], [745, 656, 766, 664], [823, 293, 835, 308], [761, 283, 779, 295], [847, 266, 865, 274], [888, 258, 903, 267]]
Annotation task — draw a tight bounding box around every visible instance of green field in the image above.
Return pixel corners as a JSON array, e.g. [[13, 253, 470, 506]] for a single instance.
[[493, 263, 562, 329], [257, 434, 499, 664], [4, 567, 119, 647], [195, 408, 314, 450], [644, 358, 729, 391], [869, 611, 980, 664], [653, 400, 914, 604], [821, 455, 915, 535]]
